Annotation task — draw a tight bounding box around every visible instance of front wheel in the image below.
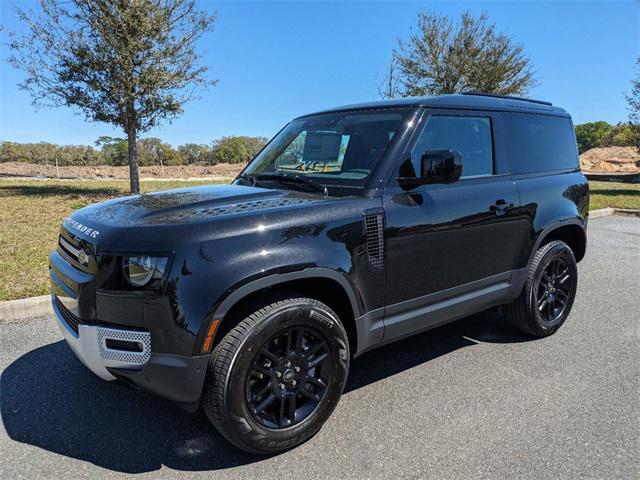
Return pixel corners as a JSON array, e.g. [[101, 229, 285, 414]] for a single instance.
[[504, 240, 578, 337], [202, 294, 350, 454]]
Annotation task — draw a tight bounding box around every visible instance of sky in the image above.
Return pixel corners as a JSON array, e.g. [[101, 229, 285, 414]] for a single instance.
[[0, 0, 638, 147]]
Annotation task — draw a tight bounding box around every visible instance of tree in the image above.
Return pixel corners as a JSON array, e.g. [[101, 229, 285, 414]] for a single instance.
[[626, 58, 640, 151], [161, 145, 186, 166], [137, 138, 163, 167], [574, 121, 613, 153], [212, 136, 249, 164], [0, 140, 100, 165], [211, 136, 267, 164], [138, 138, 184, 166], [385, 10, 536, 98], [242, 136, 269, 161], [627, 58, 640, 123], [603, 123, 637, 148], [178, 143, 212, 164], [376, 57, 401, 100], [7, 0, 217, 193], [95, 136, 128, 166], [574, 122, 638, 153]]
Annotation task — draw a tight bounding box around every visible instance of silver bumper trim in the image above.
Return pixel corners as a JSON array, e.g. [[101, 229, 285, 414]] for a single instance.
[[51, 296, 151, 381]]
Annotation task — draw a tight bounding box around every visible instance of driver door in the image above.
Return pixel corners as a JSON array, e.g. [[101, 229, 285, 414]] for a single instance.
[[382, 111, 520, 338]]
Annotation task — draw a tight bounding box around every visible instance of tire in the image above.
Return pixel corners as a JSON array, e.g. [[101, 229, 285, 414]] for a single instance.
[[202, 293, 350, 454], [504, 240, 578, 337]]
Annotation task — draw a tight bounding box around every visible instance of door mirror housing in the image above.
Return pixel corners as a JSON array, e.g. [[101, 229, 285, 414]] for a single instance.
[[397, 149, 462, 188], [420, 149, 462, 184]]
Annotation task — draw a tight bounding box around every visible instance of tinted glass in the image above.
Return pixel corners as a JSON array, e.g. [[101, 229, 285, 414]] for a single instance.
[[411, 116, 493, 177], [506, 114, 578, 174], [242, 109, 413, 188]]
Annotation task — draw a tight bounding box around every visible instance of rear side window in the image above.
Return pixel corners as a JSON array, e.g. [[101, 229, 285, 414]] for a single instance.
[[410, 116, 493, 177], [506, 114, 578, 174]]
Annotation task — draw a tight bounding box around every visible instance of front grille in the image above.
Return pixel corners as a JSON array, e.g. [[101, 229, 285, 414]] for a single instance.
[[55, 296, 81, 333], [58, 234, 91, 271]]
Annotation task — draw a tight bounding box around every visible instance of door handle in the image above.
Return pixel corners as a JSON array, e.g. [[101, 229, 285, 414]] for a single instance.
[[490, 199, 514, 216]]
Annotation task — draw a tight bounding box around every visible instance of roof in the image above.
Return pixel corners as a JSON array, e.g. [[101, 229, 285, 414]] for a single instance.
[[303, 93, 570, 118]]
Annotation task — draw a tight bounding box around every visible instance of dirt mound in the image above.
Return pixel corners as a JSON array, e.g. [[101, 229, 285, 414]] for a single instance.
[[0, 162, 244, 180], [580, 146, 640, 173]]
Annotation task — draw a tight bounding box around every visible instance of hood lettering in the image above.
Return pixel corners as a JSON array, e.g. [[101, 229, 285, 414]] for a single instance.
[[64, 217, 100, 239]]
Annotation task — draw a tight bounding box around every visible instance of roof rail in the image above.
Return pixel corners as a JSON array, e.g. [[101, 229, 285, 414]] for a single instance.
[[460, 91, 553, 106]]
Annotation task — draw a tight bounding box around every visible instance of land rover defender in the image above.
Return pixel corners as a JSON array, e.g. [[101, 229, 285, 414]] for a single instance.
[[50, 92, 588, 453]]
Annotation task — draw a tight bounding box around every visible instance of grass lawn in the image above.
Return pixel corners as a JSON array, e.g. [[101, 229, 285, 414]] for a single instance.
[[589, 181, 640, 210], [0, 178, 227, 302], [0, 178, 638, 302]]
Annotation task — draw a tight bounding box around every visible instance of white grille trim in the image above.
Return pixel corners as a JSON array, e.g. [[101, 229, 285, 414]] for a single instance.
[[97, 327, 151, 369], [53, 298, 152, 380]]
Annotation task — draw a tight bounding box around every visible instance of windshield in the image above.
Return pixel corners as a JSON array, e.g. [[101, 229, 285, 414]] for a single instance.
[[238, 108, 414, 190]]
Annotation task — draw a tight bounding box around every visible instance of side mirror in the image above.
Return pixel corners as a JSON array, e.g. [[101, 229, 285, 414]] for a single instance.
[[420, 149, 462, 184], [397, 149, 462, 188]]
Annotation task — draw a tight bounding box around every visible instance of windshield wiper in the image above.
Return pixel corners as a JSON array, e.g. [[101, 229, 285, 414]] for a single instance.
[[255, 173, 328, 196]]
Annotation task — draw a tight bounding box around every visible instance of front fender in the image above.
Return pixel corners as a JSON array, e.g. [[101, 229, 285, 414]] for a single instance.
[[189, 225, 365, 354], [212, 266, 362, 321], [160, 196, 384, 356]]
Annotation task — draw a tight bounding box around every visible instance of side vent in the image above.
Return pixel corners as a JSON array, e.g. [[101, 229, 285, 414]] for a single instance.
[[364, 211, 385, 269]]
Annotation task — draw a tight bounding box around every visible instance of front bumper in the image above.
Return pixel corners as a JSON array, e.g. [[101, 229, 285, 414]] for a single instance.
[[51, 296, 151, 381], [50, 254, 210, 412]]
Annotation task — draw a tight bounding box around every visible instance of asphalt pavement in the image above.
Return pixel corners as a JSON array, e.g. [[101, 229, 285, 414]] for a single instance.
[[1, 215, 638, 479]]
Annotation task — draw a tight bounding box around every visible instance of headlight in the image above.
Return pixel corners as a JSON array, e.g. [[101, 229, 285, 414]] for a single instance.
[[122, 256, 168, 287]]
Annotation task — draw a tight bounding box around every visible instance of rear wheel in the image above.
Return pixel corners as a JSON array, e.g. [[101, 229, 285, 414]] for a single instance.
[[202, 294, 350, 454], [504, 240, 578, 337]]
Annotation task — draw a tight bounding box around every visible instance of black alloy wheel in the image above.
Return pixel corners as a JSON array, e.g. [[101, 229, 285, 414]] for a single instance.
[[246, 327, 332, 429], [534, 257, 573, 324], [503, 240, 578, 337], [202, 294, 350, 454]]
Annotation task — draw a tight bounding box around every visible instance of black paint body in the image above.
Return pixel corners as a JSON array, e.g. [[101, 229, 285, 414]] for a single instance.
[[50, 94, 589, 411]]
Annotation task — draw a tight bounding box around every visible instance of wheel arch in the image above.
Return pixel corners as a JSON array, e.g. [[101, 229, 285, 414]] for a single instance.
[[528, 219, 586, 266], [202, 268, 362, 355]]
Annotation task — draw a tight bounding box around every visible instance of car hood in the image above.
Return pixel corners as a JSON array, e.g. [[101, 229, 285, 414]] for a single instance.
[[69, 184, 325, 229]]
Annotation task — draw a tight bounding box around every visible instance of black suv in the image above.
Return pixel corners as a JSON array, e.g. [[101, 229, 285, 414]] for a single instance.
[[50, 92, 588, 453]]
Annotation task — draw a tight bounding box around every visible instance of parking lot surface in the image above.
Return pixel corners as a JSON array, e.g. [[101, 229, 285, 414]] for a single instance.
[[1, 215, 638, 479]]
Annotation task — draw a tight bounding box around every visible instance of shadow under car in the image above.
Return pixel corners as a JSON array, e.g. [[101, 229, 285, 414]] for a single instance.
[[1, 309, 532, 473]]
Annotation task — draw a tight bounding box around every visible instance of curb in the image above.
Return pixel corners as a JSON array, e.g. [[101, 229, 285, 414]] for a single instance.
[[585, 172, 640, 184], [612, 208, 640, 217], [590, 208, 614, 219], [0, 295, 51, 322], [590, 208, 640, 219]]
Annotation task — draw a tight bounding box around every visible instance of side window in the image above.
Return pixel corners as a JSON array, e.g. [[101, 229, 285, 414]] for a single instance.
[[410, 116, 494, 177], [505, 114, 578, 174]]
